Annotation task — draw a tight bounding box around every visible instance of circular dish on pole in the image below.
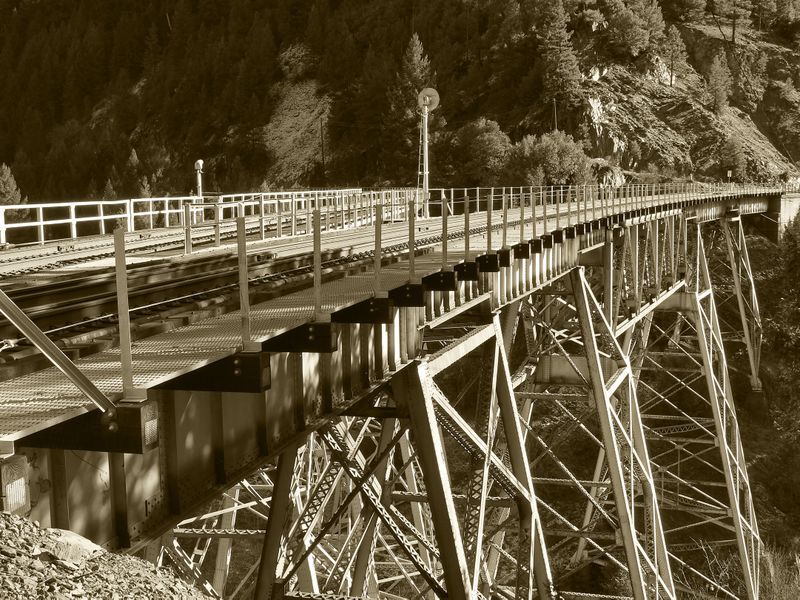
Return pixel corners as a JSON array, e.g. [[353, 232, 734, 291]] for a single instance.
[[417, 88, 440, 111]]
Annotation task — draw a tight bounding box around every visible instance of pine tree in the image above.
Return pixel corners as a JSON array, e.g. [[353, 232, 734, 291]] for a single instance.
[[0, 163, 23, 205], [383, 33, 436, 184], [538, 0, 583, 108], [662, 0, 707, 22], [707, 51, 733, 113], [664, 25, 689, 87], [722, 136, 747, 180], [629, 0, 666, 49], [604, 0, 651, 58], [754, 0, 779, 30], [709, 0, 754, 44], [0, 163, 27, 227]]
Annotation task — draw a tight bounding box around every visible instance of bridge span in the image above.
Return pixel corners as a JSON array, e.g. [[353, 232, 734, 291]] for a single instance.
[[0, 184, 785, 599]]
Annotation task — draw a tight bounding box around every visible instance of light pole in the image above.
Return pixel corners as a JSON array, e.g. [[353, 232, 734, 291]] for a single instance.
[[417, 88, 439, 219], [194, 159, 204, 200]]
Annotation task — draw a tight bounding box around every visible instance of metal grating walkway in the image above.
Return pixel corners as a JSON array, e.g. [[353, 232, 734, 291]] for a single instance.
[[0, 188, 775, 442]]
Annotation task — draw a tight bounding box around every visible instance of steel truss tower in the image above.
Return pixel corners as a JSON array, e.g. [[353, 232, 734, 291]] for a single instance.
[[150, 211, 763, 599]]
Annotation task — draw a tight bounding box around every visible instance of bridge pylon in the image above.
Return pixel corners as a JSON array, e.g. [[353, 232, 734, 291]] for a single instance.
[[520, 266, 676, 599], [638, 221, 761, 599], [704, 215, 763, 392]]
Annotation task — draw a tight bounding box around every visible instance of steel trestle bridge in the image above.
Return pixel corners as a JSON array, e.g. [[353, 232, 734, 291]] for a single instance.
[[0, 183, 788, 599]]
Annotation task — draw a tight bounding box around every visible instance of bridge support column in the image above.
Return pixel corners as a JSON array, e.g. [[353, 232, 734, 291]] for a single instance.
[[521, 268, 676, 599], [722, 216, 763, 391], [639, 223, 761, 599]]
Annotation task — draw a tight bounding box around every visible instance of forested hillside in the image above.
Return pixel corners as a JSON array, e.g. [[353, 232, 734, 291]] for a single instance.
[[0, 0, 799, 203]]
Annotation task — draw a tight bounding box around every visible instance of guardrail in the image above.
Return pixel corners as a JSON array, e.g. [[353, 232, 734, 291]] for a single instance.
[[181, 189, 416, 254], [0, 189, 367, 246], [0, 182, 792, 247]]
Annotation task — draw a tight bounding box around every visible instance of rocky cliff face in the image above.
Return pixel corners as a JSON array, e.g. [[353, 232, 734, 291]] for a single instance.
[[583, 25, 800, 182]]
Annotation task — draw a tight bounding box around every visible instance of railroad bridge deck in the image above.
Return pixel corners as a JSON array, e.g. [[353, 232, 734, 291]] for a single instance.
[[0, 184, 785, 600]]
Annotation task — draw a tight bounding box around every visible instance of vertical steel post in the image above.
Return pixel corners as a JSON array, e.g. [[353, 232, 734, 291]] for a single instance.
[[464, 189, 470, 262], [313, 209, 322, 316], [183, 203, 192, 254], [374, 205, 383, 295], [422, 103, 430, 219], [214, 202, 221, 247], [237, 217, 253, 349], [487, 188, 492, 254], [114, 228, 134, 395], [442, 190, 449, 269], [254, 446, 299, 600], [409, 199, 416, 279]]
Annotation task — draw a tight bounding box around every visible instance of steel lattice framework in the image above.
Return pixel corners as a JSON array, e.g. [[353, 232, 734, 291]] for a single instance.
[[146, 197, 765, 600]]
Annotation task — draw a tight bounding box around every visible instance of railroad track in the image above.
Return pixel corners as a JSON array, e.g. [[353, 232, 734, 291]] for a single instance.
[[0, 200, 587, 378], [0, 215, 314, 276]]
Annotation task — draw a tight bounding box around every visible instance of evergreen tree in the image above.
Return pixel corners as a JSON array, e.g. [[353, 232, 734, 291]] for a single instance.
[[629, 0, 666, 49], [722, 136, 747, 180], [754, 0, 779, 30], [707, 51, 733, 113], [604, 0, 651, 58], [709, 0, 754, 44], [664, 25, 690, 87], [383, 33, 436, 184], [662, 0, 707, 21], [0, 163, 23, 205], [102, 178, 117, 200], [538, 0, 583, 109], [0, 163, 27, 227]]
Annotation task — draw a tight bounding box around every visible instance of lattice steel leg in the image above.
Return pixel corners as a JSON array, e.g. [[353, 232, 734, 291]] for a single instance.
[[722, 217, 762, 391], [571, 268, 676, 600]]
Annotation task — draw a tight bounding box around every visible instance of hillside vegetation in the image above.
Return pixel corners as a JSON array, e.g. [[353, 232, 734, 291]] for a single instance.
[[0, 0, 799, 203]]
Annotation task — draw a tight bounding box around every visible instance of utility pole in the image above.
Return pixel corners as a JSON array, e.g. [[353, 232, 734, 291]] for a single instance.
[[319, 116, 326, 185], [422, 102, 429, 217], [417, 88, 439, 219], [553, 98, 558, 131]]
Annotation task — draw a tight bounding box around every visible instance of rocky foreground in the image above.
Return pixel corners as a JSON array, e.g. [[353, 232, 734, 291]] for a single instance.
[[0, 511, 206, 599]]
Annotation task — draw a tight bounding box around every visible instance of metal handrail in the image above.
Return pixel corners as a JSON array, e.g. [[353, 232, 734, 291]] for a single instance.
[[1, 182, 792, 247]]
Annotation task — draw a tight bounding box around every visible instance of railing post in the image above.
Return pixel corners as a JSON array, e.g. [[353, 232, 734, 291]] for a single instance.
[[374, 204, 383, 294], [0, 209, 6, 245], [259, 194, 266, 241], [276, 197, 283, 238], [313, 209, 322, 316], [306, 193, 313, 235], [37, 206, 45, 244], [183, 202, 192, 255], [487, 188, 493, 254], [214, 201, 221, 246], [289, 194, 296, 236], [442, 190, 449, 269], [114, 228, 135, 395], [69, 204, 77, 239], [464, 188, 470, 261], [237, 216, 259, 351], [543, 187, 548, 232], [519, 186, 526, 242], [502, 188, 508, 247], [126, 199, 135, 232], [409, 199, 416, 279]]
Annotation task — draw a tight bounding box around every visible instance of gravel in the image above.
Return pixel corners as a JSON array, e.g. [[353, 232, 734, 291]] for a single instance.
[[0, 512, 208, 599]]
